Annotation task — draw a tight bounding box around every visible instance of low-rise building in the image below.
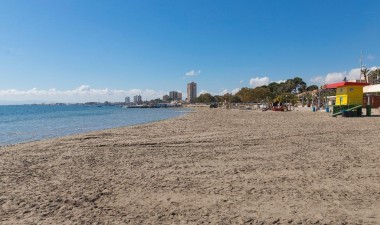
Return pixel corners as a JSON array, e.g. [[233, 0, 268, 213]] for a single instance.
[[163, 95, 170, 102]]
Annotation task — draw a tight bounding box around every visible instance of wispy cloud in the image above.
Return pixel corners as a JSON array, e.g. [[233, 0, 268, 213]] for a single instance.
[[367, 54, 375, 60], [185, 70, 201, 77], [0, 85, 167, 103], [310, 67, 379, 85]]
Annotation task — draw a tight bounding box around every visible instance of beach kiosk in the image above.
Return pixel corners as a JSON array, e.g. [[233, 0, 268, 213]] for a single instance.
[[324, 81, 369, 117]]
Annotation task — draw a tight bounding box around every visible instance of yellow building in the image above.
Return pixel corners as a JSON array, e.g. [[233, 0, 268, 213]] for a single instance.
[[325, 81, 369, 116], [326, 82, 368, 106], [335, 85, 364, 105]]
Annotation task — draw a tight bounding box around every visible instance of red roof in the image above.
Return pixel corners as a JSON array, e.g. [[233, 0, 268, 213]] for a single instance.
[[324, 82, 369, 89]]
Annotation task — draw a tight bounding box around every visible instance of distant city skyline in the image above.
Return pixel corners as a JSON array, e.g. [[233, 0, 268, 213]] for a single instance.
[[1, 0, 380, 104]]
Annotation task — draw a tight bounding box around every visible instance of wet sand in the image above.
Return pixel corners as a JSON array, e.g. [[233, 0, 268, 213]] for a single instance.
[[1, 108, 380, 224]]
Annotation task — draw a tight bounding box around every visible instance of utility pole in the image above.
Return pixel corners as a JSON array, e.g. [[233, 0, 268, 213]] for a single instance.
[[360, 50, 363, 81]]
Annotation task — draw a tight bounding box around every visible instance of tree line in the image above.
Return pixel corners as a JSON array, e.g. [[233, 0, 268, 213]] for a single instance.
[[197, 69, 380, 105], [196, 77, 320, 105]]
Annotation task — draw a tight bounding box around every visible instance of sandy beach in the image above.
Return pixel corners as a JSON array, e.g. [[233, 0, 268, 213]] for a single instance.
[[1, 108, 380, 225]]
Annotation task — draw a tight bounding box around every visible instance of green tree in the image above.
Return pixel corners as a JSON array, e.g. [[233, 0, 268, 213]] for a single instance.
[[292, 77, 307, 93], [304, 93, 313, 102], [274, 93, 298, 105], [268, 82, 279, 92], [222, 93, 233, 103], [267, 82, 283, 97], [231, 95, 242, 103], [197, 93, 215, 103], [283, 79, 296, 93], [252, 87, 271, 102], [213, 95, 223, 103], [236, 87, 254, 102], [306, 85, 319, 91]]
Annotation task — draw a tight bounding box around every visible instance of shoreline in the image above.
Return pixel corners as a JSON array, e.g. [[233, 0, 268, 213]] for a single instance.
[[0, 107, 193, 148], [1, 108, 380, 224], [0, 114, 186, 148]]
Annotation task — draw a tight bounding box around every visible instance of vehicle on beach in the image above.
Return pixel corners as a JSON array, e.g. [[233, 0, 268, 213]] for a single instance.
[[210, 102, 218, 108]]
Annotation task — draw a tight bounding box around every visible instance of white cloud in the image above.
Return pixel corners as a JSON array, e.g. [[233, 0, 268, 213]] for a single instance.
[[231, 88, 241, 94], [310, 67, 379, 85], [221, 89, 229, 95], [218, 88, 241, 95], [0, 85, 167, 104], [185, 70, 201, 77], [310, 76, 324, 84], [249, 77, 270, 87], [239, 80, 243, 84]]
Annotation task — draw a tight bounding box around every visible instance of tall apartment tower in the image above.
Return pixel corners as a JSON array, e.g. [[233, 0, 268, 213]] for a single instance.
[[187, 82, 197, 103], [125, 97, 130, 104], [133, 95, 142, 104], [169, 91, 179, 100]]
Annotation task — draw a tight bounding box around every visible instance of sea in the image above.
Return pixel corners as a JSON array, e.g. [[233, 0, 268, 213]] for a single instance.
[[0, 105, 191, 146]]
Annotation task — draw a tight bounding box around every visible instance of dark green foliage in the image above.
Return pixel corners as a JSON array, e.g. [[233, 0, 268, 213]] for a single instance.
[[197, 93, 216, 103], [306, 85, 319, 91], [195, 77, 321, 105]]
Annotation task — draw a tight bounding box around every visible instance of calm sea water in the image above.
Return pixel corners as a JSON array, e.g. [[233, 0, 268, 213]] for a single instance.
[[0, 105, 191, 146]]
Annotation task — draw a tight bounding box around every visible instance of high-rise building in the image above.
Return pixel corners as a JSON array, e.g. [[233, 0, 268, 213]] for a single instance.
[[178, 92, 182, 101], [133, 95, 142, 104], [187, 82, 197, 103], [125, 97, 130, 104], [169, 91, 179, 100]]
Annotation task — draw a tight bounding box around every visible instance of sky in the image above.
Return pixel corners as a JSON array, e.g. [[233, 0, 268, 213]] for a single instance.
[[1, 0, 380, 103]]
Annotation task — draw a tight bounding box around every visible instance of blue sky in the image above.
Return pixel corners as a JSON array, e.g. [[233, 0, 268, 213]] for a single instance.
[[1, 0, 380, 103]]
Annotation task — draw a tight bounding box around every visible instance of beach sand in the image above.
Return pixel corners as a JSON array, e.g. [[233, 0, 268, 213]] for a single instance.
[[1, 108, 380, 224]]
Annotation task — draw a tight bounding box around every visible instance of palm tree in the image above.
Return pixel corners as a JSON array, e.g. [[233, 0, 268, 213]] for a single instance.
[[368, 69, 380, 84], [361, 68, 370, 83]]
